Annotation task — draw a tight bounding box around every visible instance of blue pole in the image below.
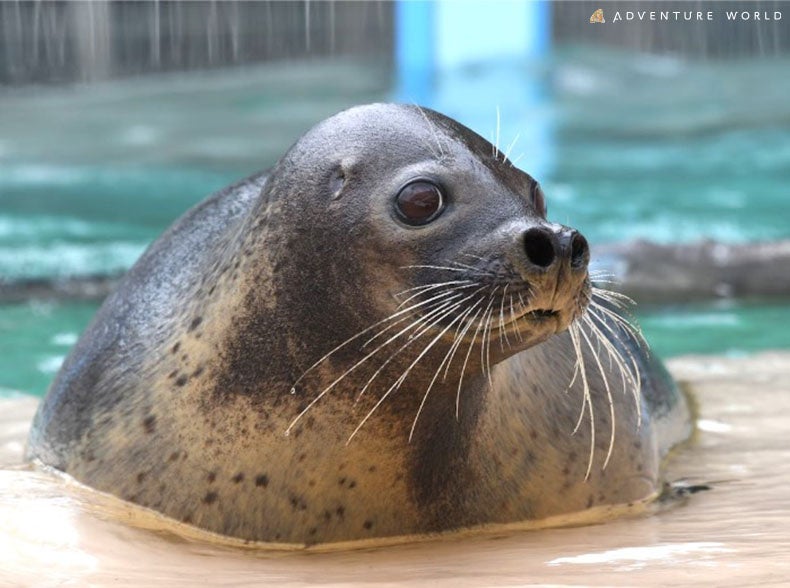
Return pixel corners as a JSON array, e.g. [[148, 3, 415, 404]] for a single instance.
[[395, 1, 436, 105]]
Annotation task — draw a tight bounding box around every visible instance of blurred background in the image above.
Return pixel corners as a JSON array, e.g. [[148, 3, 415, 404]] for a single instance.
[[1, 0, 788, 397]]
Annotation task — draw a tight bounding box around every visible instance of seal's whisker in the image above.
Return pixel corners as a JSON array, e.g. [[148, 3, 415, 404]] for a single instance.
[[584, 313, 643, 428], [517, 291, 527, 311], [510, 153, 525, 167], [409, 302, 483, 441], [509, 295, 524, 343], [588, 299, 648, 351], [585, 307, 642, 391], [590, 274, 622, 287], [354, 293, 483, 403], [402, 264, 475, 274], [494, 105, 501, 161], [589, 269, 618, 278], [456, 305, 486, 420], [479, 296, 497, 387], [347, 302, 466, 442], [498, 284, 512, 351], [366, 290, 467, 347], [568, 324, 596, 480], [394, 279, 475, 299], [349, 296, 478, 444], [395, 282, 476, 312], [290, 289, 460, 392], [442, 298, 483, 382], [503, 131, 521, 163], [450, 260, 488, 274], [585, 307, 643, 427], [578, 319, 617, 471], [287, 294, 473, 434], [461, 252, 487, 262], [591, 287, 638, 311], [414, 103, 446, 159]]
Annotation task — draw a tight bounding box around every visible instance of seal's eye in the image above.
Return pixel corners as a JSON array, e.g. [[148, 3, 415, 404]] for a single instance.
[[395, 180, 445, 225], [533, 184, 547, 218]]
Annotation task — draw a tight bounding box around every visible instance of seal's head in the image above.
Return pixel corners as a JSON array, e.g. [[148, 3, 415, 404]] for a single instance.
[[258, 103, 590, 371]]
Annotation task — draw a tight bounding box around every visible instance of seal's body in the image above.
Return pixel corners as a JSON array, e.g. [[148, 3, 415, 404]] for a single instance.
[[27, 104, 691, 545]]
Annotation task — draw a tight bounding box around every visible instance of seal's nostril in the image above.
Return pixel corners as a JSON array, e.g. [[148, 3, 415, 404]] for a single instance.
[[523, 228, 556, 269], [570, 232, 589, 270]]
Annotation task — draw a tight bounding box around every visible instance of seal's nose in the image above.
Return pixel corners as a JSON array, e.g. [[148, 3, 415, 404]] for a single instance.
[[522, 226, 589, 272]]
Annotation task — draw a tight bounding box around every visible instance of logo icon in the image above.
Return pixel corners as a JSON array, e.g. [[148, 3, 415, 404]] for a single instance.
[[590, 8, 605, 23]]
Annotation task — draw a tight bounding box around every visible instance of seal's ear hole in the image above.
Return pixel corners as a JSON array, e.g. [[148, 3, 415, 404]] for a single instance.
[[329, 167, 347, 201], [394, 180, 446, 226]]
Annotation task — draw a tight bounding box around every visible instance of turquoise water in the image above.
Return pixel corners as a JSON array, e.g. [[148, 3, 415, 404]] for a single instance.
[[1, 50, 789, 397]]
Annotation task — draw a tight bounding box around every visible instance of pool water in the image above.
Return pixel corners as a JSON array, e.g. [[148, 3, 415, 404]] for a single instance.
[[1, 48, 789, 397]]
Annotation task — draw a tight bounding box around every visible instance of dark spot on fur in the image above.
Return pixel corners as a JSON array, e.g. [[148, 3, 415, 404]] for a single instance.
[[349, 481, 356, 489], [137, 472, 146, 484], [181, 354, 188, 362], [298, 453, 306, 463], [289, 495, 308, 511], [530, 429, 538, 440], [275, 533, 281, 540], [255, 474, 269, 487], [339, 477, 346, 486], [567, 451, 578, 463], [232, 473, 244, 484], [193, 366, 204, 378], [203, 491, 218, 504], [208, 285, 216, 296], [562, 467, 570, 476], [168, 451, 180, 462], [189, 317, 203, 331], [586, 495, 594, 508], [171, 342, 180, 354], [363, 520, 373, 530], [336, 506, 345, 518], [182, 515, 193, 524], [207, 472, 216, 483], [323, 510, 332, 521], [142, 415, 156, 434], [309, 527, 317, 536], [175, 375, 188, 387], [368, 465, 376, 473], [168, 370, 178, 379], [308, 479, 316, 487]]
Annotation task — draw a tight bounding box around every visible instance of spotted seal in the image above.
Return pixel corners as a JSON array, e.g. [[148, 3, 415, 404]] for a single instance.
[[27, 103, 692, 546]]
